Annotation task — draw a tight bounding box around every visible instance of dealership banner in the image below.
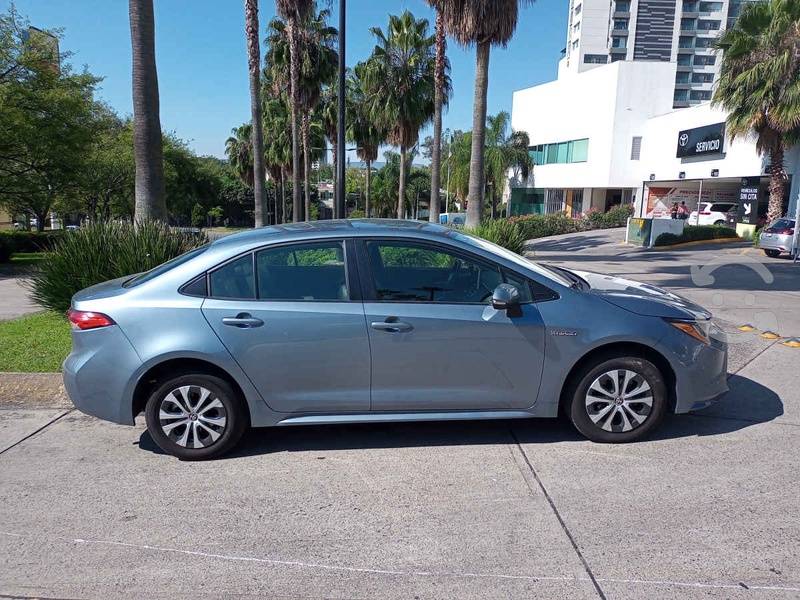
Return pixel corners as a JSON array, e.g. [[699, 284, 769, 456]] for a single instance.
[[676, 122, 726, 158]]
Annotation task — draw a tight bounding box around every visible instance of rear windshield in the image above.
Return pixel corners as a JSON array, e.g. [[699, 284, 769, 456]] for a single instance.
[[770, 219, 795, 229], [123, 245, 208, 288]]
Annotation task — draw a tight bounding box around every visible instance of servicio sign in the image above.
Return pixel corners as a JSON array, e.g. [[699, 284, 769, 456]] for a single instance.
[[676, 122, 726, 158]]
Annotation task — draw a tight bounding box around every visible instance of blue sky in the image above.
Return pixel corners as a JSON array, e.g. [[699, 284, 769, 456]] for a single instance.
[[4, 0, 567, 159]]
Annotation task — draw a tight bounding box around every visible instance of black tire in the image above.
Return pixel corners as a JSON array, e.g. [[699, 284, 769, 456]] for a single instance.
[[764, 249, 781, 258], [145, 373, 248, 460], [567, 355, 666, 443], [714, 220, 726, 226]]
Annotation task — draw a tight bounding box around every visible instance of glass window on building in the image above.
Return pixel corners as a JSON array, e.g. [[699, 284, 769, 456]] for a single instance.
[[546, 189, 565, 214], [697, 19, 720, 30], [676, 71, 690, 83], [674, 89, 689, 102], [681, 18, 696, 30], [613, 18, 628, 30], [694, 37, 714, 48], [611, 36, 627, 48], [571, 138, 589, 162], [690, 90, 712, 101], [699, 1, 723, 11], [630, 136, 642, 160], [583, 53, 608, 64], [677, 54, 692, 66], [611, 53, 625, 62], [694, 54, 716, 66], [683, 1, 699, 11], [691, 72, 714, 83], [679, 36, 694, 48], [615, 1, 630, 12], [571, 189, 585, 215]]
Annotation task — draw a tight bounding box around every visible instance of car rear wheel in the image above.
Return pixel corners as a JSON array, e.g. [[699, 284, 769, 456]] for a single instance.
[[568, 356, 666, 443], [764, 249, 781, 258], [145, 374, 248, 460], [714, 219, 725, 226]]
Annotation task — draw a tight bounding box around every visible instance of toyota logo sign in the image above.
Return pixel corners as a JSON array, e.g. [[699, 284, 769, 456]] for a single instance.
[[679, 133, 689, 147]]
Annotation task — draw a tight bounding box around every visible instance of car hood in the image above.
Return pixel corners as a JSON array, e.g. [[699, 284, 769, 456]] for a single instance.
[[572, 270, 711, 320]]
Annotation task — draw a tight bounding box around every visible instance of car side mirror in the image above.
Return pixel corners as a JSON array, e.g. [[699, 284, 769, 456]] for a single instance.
[[492, 283, 522, 318]]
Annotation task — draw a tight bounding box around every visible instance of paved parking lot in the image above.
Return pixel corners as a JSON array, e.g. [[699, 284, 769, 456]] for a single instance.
[[1, 231, 799, 599]]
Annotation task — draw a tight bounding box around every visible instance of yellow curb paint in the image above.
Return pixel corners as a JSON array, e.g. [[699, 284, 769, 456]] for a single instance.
[[654, 237, 743, 250], [737, 324, 755, 332], [760, 331, 781, 340], [781, 338, 800, 348]]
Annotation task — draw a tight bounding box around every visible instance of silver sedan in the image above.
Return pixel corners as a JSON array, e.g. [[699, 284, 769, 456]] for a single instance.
[[64, 220, 728, 459]]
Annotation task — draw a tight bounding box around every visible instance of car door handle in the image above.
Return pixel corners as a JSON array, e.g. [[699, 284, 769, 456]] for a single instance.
[[222, 313, 264, 328], [370, 321, 413, 333]]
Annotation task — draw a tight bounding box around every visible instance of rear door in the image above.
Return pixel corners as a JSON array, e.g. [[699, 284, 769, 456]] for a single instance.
[[201, 239, 371, 413], [358, 238, 547, 412]]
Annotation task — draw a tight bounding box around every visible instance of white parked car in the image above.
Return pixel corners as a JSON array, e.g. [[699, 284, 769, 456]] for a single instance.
[[689, 202, 738, 226]]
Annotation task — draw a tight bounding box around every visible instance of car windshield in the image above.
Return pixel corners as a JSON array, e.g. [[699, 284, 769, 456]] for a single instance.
[[770, 219, 794, 229], [447, 229, 573, 288], [123, 245, 208, 288]]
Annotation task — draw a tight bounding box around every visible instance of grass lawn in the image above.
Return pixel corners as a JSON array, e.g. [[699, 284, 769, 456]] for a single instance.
[[0, 311, 71, 372], [10, 251, 47, 267]]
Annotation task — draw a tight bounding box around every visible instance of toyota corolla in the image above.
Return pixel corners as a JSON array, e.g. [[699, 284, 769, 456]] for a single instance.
[[64, 219, 728, 459]]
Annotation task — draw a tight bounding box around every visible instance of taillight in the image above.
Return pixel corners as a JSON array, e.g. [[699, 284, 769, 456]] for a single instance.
[[699, 211, 711, 215], [775, 228, 794, 235], [67, 309, 115, 330]]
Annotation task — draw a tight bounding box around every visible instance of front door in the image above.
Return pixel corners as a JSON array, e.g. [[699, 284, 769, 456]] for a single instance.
[[202, 240, 370, 414], [359, 239, 546, 412]]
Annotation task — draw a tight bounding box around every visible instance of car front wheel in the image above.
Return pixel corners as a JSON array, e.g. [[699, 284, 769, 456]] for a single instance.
[[568, 356, 666, 443], [145, 373, 248, 460], [764, 249, 781, 258]]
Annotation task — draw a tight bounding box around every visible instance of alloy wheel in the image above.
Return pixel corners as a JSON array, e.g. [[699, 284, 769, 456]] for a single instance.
[[158, 385, 228, 449], [584, 369, 653, 433]]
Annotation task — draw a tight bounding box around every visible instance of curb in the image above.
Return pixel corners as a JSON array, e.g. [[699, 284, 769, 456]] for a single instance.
[[0, 372, 71, 409], [647, 237, 745, 250]]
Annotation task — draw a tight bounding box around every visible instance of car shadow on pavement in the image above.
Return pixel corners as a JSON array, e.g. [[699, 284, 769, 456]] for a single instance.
[[136, 375, 782, 459]]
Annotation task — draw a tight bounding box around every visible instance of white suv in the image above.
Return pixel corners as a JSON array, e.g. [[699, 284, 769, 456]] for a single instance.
[[689, 202, 738, 226]]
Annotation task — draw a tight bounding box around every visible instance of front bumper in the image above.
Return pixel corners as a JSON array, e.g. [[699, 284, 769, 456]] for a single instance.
[[63, 325, 142, 425], [657, 326, 729, 414]]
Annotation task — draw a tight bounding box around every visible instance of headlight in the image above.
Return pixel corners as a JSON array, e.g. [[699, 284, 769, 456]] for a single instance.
[[667, 318, 711, 345]]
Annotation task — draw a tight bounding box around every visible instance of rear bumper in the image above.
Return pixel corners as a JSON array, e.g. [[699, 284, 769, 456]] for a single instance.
[[759, 234, 792, 252], [63, 325, 142, 425]]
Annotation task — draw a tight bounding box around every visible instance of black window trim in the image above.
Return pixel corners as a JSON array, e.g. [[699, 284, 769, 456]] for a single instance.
[[189, 238, 357, 303], [356, 236, 558, 305]]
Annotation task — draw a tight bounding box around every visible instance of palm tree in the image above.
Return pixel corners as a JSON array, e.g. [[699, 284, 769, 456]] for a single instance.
[[425, 1, 450, 223], [484, 111, 532, 219], [441, 0, 533, 227], [265, 9, 337, 221], [347, 63, 387, 218], [262, 88, 293, 224], [128, 0, 167, 222], [714, 0, 800, 224], [244, 0, 267, 227], [364, 11, 437, 219], [225, 124, 255, 188], [319, 83, 340, 196], [275, 0, 314, 222]]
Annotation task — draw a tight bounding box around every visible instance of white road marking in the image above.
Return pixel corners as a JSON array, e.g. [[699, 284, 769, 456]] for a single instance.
[[1, 530, 798, 593]]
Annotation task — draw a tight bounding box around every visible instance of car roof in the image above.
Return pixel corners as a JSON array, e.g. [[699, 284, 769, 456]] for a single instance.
[[210, 219, 454, 248]]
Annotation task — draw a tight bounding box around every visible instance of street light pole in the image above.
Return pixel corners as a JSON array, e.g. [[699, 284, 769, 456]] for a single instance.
[[336, 0, 346, 219]]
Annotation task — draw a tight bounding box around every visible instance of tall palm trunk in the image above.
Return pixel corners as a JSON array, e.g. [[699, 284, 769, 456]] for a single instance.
[[302, 114, 312, 221], [129, 0, 167, 223], [287, 19, 302, 222], [465, 41, 490, 228], [398, 145, 407, 219], [331, 140, 338, 215], [365, 159, 372, 218], [429, 8, 445, 224], [768, 142, 787, 224], [280, 168, 287, 223], [245, 0, 267, 228]]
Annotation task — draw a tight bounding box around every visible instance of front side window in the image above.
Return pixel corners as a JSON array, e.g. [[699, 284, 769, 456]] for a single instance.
[[256, 241, 347, 301], [366, 241, 506, 304], [209, 254, 255, 299]]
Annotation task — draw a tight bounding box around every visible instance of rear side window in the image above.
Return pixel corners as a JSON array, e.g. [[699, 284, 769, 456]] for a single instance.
[[209, 254, 255, 299], [256, 241, 347, 301], [711, 203, 734, 212]]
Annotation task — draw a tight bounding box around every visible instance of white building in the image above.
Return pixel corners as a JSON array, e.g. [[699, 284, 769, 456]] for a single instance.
[[509, 0, 799, 222], [562, 0, 755, 109]]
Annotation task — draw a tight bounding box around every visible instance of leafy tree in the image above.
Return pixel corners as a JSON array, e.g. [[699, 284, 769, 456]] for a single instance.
[[225, 124, 254, 188], [714, 0, 800, 223], [191, 202, 206, 227], [363, 11, 436, 219], [244, 0, 267, 227], [129, 0, 167, 222], [274, 0, 314, 222], [0, 9, 101, 230], [484, 111, 531, 219], [440, 0, 533, 226]]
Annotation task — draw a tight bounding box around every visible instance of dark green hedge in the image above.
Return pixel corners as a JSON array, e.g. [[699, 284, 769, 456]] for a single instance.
[[654, 225, 739, 247], [0, 236, 11, 263], [0, 230, 66, 254], [509, 204, 633, 241]]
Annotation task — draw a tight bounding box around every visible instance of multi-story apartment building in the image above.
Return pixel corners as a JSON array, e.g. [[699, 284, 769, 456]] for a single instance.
[[561, 0, 754, 108]]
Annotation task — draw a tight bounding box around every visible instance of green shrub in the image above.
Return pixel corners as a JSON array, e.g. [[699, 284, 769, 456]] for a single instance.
[[509, 213, 582, 240], [464, 219, 526, 254], [29, 221, 207, 313], [653, 224, 739, 247], [0, 236, 11, 263], [349, 209, 365, 218], [0, 230, 65, 253]]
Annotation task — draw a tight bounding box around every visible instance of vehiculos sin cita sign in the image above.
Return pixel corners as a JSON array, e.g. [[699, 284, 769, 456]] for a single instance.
[[676, 122, 726, 158]]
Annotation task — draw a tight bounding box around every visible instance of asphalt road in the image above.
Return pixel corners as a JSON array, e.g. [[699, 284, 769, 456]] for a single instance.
[[1, 230, 799, 599]]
